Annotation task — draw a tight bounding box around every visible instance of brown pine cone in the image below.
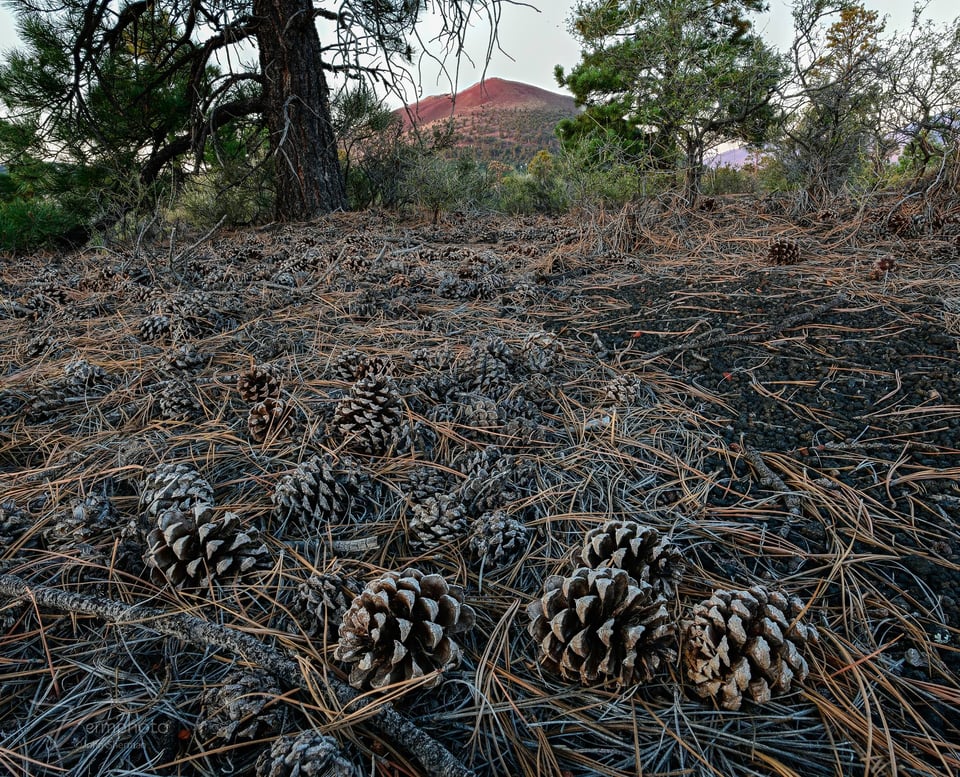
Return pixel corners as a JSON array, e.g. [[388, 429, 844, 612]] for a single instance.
[[682, 586, 818, 710], [767, 238, 801, 265], [248, 397, 294, 443], [144, 504, 269, 588], [334, 567, 476, 690], [581, 520, 684, 597], [237, 363, 282, 402], [527, 566, 676, 686]]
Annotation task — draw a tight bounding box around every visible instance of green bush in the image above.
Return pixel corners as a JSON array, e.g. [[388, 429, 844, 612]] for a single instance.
[[0, 195, 88, 252], [400, 153, 493, 223], [701, 164, 757, 195], [494, 172, 568, 214]]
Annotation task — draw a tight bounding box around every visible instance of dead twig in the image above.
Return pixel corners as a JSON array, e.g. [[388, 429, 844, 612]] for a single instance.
[[0, 573, 474, 777]]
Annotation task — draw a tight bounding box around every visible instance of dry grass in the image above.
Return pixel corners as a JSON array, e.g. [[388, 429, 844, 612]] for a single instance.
[[1, 198, 958, 776]]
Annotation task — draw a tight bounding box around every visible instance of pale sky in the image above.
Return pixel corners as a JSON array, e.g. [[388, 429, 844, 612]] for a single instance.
[[0, 0, 956, 104]]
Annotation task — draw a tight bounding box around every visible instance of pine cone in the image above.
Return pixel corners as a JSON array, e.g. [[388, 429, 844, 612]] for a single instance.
[[581, 520, 684, 597], [453, 392, 500, 429], [405, 466, 455, 505], [292, 572, 362, 639], [157, 379, 201, 421], [869, 255, 897, 280], [333, 350, 393, 382], [256, 730, 357, 777], [603, 374, 656, 407], [527, 566, 676, 686], [469, 510, 529, 568], [0, 499, 33, 550], [767, 238, 801, 265], [334, 567, 476, 690], [22, 333, 56, 359], [144, 503, 269, 588], [140, 462, 214, 522], [456, 446, 532, 515], [138, 314, 172, 342], [64, 359, 108, 391], [26, 382, 71, 422], [460, 352, 511, 398], [248, 398, 294, 443], [157, 343, 207, 378], [408, 494, 469, 550], [332, 373, 404, 455], [237, 363, 282, 402], [198, 668, 285, 745], [271, 454, 358, 533], [42, 493, 119, 551], [682, 586, 818, 710], [520, 330, 563, 375]]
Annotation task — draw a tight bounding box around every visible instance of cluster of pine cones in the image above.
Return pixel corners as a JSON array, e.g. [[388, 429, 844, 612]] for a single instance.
[[527, 519, 819, 710]]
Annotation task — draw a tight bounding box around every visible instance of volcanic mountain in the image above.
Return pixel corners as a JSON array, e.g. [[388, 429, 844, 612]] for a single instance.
[[397, 77, 578, 167]]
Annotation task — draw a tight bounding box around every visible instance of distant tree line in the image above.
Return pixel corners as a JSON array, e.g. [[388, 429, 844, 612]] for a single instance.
[[1, 0, 958, 248]]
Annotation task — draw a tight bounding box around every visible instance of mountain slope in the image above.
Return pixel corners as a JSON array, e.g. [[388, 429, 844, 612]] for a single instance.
[[397, 77, 578, 167]]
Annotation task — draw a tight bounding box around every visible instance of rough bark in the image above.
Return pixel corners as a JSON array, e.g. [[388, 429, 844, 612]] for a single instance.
[[254, 0, 347, 219], [0, 574, 474, 777]]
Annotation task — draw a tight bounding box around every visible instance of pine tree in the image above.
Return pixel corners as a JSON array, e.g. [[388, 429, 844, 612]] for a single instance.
[[0, 0, 513, 225], [555, 0, 785, 204]]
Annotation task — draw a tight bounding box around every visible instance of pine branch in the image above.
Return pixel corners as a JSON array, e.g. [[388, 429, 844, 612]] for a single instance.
[[0, 574, 474, 777]]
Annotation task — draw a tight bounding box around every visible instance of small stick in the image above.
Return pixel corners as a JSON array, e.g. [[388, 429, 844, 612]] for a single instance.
[[736, 443, 803, 521], [0, 574, 474, 777]]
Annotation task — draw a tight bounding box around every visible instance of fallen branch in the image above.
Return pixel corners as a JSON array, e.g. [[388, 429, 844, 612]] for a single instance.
[[0, 574, 474, 777]]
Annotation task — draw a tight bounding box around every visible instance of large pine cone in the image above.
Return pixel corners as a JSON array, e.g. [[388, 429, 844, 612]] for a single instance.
[[198, 668, 285, 745], [407, 494, 469, 550], [468, 510, 529, 569], [581, 520, 684, 597], [331, 373, 404, 455], [334, 568, 476, 690], [256, 730, 357, 777], [271, 454, 358, 533], [144, 503, 269, 588], [527, 567, 676, 686], [140, 463, 214, 522], [682, 586, 818, 710], [237, 363, 282, 403], [248, 398, 294, 443]]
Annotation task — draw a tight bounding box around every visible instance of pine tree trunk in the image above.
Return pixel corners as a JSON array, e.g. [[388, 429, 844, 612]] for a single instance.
[[254, 0, 347, 219]]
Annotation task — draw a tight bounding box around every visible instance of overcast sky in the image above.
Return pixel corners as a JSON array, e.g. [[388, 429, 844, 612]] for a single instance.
[[0, 0, 956, 105]]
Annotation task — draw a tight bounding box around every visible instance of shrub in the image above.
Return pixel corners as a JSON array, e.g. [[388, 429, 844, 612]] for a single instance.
[[400, 153, 493, 223], [0, 197, 89, 252]]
